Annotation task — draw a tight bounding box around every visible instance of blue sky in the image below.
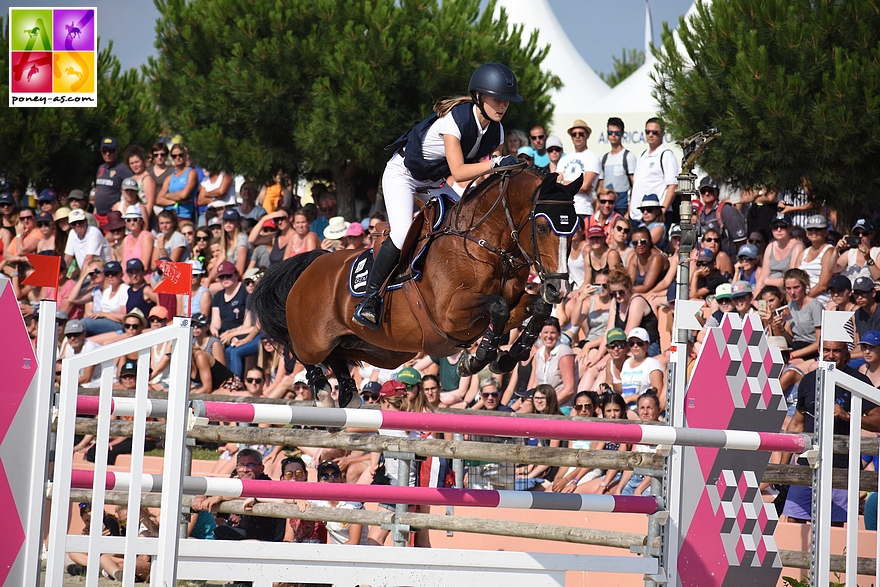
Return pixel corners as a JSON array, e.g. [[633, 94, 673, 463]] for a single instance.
[[3, 0, 694, 76]]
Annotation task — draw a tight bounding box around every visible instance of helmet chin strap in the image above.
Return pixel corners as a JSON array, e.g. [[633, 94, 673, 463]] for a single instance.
[[472, 92, 492, 122]]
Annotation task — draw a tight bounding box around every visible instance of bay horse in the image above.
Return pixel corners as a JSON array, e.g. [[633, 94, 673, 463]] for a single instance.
[[251, 168, 581, 409]]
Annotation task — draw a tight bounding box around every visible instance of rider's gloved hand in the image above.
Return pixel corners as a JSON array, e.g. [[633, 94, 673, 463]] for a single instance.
[[491, 155, 520, 168]]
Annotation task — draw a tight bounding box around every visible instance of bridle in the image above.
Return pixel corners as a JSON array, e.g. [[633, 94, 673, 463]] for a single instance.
[[426, 165, 576, 286]]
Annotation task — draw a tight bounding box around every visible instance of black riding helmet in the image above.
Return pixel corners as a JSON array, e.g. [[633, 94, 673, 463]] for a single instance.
[[469, 63, 524, 120]]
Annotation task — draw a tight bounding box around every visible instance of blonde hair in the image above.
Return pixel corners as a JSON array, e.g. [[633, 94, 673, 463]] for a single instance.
[[434, 96, 473, 117]]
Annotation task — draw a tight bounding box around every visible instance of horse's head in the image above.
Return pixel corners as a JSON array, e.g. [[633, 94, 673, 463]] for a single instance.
[[527, 172, 581, 304]]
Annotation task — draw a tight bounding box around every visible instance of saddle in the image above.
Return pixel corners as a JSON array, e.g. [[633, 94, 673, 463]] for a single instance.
[[348, 190, 471, 354]]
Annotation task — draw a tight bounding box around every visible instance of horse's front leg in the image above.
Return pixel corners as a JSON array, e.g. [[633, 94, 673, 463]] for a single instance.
[[458, 296, 509, 376], [324, 355, 362, 410], [305, 364, 334, 409], [490, 296, 553, 373]]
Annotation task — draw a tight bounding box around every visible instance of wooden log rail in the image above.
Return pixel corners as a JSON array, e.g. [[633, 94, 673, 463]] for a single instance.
[[66, 489, 876, 575], [70, 419, 879, 490]]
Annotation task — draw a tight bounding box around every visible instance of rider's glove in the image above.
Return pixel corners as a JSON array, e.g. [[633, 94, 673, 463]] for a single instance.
[[491, 155, 520, 169]]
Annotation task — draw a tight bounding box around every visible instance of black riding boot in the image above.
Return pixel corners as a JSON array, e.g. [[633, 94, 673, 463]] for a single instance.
[[353, 240, 401, 329]]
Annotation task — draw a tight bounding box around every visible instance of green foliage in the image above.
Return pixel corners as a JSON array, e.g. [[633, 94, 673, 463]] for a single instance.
[[0, 17, 160, 193], [599, 48, 645, 87], [652, 0, 880, 211], [147, 0, 560, 216]]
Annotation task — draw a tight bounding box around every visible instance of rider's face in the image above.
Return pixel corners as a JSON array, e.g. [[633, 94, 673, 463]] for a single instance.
[[481, 96, 509, 123]]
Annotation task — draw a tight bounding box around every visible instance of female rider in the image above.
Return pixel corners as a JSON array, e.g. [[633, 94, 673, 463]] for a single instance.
[[353, 63, 523, 328]]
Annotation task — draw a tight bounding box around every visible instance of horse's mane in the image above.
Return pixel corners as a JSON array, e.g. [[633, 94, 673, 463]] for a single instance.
[[460, 164, 550, 205]]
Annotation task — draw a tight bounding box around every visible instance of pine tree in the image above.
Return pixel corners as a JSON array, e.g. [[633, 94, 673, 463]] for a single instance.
[[653, 0, 880, 212], [147, 0, 560, 218], [599, 48, 645, 88]]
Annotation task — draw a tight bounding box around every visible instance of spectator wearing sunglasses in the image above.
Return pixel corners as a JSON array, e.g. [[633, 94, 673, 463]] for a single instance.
[[476, 376, 513, 413], [545, 135, 565, 174], [690, 248, 728, 302], [310, 461, 367, 545], [618, 328, 665, 411], [94, 136, 133, 225], [733, 243, 761, 286], [698, 176, 747, 261], [81, 260, 129, 336], [836, 218, 880, 282], [586, 187, 624, 244], [64, 208, 110, 271], [597, 117, 636, 217], [756, 214, 804, 292], [700, 227, 734, 277], [629, 118, 679, 225], [529, 125, 550, 167], [557, 119, 601, 219]]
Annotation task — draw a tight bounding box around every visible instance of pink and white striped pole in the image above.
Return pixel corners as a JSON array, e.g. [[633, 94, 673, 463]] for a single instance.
[[75, 397, 810, 454], [70, 469, 659, 515]]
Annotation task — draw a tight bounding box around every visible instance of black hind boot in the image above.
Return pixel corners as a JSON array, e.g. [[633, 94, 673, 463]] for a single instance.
[[353, 240, 401, 329]]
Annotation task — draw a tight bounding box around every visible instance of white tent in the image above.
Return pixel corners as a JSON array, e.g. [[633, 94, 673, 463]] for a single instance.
[[495, 0, 610, 124]]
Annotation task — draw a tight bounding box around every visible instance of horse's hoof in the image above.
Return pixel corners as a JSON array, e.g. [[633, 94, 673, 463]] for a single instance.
[[457, 353, 477, 377], [315, 389, 335, 409], [490, 351, 517, 374], [338, 386, 362, 409]]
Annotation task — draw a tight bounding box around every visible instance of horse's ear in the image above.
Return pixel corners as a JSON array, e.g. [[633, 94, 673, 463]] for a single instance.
[[562, 175, 584, 198], [538, 173, 560, 195]]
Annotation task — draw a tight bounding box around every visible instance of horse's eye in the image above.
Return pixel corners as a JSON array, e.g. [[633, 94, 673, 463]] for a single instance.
[[537, 223, 549, 234]]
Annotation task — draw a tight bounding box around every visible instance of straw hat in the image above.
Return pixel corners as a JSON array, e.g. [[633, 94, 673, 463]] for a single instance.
[[568, 119, 592, 136]]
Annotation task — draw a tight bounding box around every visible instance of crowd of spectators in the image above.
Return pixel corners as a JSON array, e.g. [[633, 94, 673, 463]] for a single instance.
[[7, 121, 880, 578]]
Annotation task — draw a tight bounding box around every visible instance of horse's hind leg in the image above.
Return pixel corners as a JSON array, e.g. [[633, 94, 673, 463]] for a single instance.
[[305, 364, 333, 409], [459, 296, 509, 376], [324, 354, 362, 410], [491, 297, 553, 373]]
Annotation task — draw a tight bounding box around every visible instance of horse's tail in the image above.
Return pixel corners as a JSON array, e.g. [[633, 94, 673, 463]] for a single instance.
[[249, 250, 328, 349]]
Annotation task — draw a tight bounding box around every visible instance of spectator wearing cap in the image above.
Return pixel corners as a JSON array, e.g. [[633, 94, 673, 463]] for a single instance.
[[342, 222, 367, 250], [154, 209, 189, 267], [557, 119, 601, 219], [115, 308, 147, 369], [858, 331, 880, 389], [5, 206, 45, 264], [360, 381, 381, 404], [836, 218, 880, 282], [123, 258, 156, 318], [826, 273, 855, 312], [59, 320, 103, 387], [690, 248, 728, 301], [581, 225, 622, 287], [37, 188, 59, 215], [396, 367, 432, 413], [637, 194, 667, 252], [222, 268, 263, 378], [854, 276, 880, 340], [81, 260, 129, 336], [50, 206, 72, 258], [794, 214, 837, 307], [587, 187, 624, 244], [190, 312, 225, 366], [733, 243, 761, 285], [628, 224, 669, 294], [544, 135, 564, 173], [65, 190, 99, 229], [516, 145, 535, 166], [0, 192, 19, 261], [121, 205, 154, 270], [527, 316, 576, 408], [94, 136, 134, 224], [116, 177, 148, 223], [35, 210, 57, 253], [602, 327, 630, 394], [699, 283, 737, 340], [618, 327, 665, 410], [211, 260, 248, 344], [596, 117, 637, 217], [700, 226, 734, 277], [757, 214, 804, 292], [156, 143, 198, 221], [220, 208, 250, 275], [184, 259, 211, 317], [102, 210, 127, 263], [698, 176, 747, 260], [730, 281, 757, 318]]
